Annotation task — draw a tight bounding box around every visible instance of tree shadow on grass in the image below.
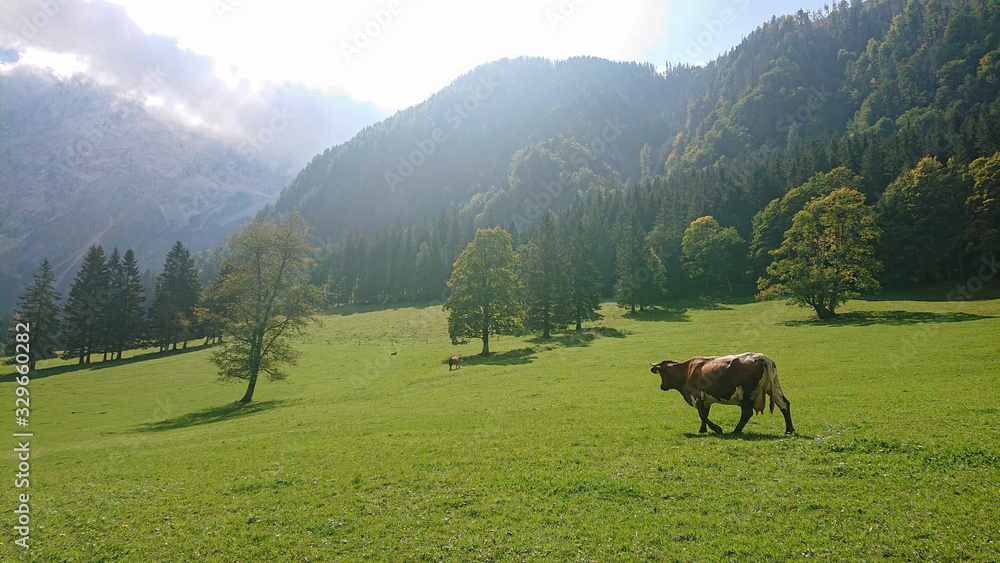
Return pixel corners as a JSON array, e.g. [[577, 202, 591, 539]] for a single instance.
[[623, 307, 692, 322], [327, 301, 441, 316], [781, 310, 994, 327], [454, 326, 630, 367], [9, 343, 217, 382], [526, 326, 628, 347], [460, 347, 537, 367], [132, 400, 290, 433], [624, 297, 752, 322]]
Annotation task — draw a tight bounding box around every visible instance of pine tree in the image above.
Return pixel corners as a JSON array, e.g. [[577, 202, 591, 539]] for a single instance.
[[63, 245, 108, 364], [13, 259, 62, 370], [151, 241, 202, 351], [100, 249, 124, 362], [104, 249, 146, 360], [566, 220, 602, 330], [613, 208, 665, 312], [520, 211, 570, 338]]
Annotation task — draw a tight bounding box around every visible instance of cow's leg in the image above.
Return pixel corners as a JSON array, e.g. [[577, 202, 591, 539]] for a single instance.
[[696, 401, 723, 434], [779, 396, 794, 435], [732, 402, 754, 434], [698, 404, 710, 433]]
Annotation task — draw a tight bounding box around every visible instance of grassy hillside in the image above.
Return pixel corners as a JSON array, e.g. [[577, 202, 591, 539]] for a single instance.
[[3, 296, 999, 561]]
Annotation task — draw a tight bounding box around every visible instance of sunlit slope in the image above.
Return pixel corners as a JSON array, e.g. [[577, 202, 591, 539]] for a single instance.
[[4, 297, 999, 561]]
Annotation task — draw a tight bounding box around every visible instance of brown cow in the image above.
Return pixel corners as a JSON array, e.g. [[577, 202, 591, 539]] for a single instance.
[[448, 356, 464, 370], [650, 353, 794, 435]]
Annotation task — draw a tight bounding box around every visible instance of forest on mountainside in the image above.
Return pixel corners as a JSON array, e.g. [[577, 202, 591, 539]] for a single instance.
[[298, 0, 1000, 308]]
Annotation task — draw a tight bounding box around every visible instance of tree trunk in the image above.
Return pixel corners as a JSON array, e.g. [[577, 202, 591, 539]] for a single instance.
[[575, 315, 582, 331], [239, 373, 258, 403], [481, 327, 490, 356], [814, 303, 836, 319]]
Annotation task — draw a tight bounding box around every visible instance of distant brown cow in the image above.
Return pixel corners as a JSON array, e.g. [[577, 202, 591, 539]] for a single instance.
[[448, 356, 464, 370], [650, 353, 794, 435]]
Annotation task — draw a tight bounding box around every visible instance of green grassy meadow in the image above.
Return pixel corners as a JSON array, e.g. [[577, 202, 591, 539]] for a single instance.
[[3, 296, 999, 561]]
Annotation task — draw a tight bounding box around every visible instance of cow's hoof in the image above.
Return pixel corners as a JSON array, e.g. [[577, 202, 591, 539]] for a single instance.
[[698, 428, 708, 434], [785, 430, 796, 435]]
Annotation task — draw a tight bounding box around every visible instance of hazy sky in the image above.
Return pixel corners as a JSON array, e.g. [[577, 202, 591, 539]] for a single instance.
[[97, 0, 829, 112], [0, 0, 830, 161]]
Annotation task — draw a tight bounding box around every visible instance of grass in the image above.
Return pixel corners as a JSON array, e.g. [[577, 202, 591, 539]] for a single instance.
[[2, 296, 999, 561]]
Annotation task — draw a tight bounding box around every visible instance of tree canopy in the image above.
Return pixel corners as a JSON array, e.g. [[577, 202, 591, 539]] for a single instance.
[[758, 188, 882, 319], [208, 210, 323, 403], [444, 228, 524, 355]]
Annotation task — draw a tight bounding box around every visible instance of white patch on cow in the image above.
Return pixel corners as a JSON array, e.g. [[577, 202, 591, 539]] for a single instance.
[[702, 387, 743, 406], [728, 387, 744, 403]]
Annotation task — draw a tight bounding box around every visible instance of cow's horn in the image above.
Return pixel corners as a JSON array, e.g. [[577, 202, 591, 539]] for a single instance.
[[650, 362, 657, 366]]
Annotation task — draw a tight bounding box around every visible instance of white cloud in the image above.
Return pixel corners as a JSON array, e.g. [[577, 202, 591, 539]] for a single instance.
[[98, 0, 669, 111]]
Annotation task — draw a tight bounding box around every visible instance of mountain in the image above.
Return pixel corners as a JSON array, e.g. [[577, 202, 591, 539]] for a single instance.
[[275, 0, 998, 237], [274, 56, 691, 241], [275, 0, 1000, 305], [0, 68, 291, 310]]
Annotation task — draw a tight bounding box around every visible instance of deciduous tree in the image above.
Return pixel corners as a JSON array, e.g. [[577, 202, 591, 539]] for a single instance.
[[209, 211, 323, 403], [444, 228, 524, 355], [681, 216, 746, 295], [758, 188, 882, 319]]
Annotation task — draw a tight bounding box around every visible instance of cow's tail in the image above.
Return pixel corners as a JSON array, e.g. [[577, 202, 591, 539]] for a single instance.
[[763, 354, 788, 413]]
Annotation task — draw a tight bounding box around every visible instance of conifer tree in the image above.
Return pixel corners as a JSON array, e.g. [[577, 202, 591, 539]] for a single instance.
[[613, 209, 665, 312], [13, 259, 62, 370], [567, 220, 603, 330], [100, 249, 123, 361], [151, 241, 201, 351], [63, 245, 108, 364], [104, 248, 146, 360], [520, 211, 570, 338]]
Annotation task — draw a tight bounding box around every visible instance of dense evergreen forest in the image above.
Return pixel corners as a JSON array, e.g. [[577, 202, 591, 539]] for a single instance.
[[300, 0, 1000, 307]]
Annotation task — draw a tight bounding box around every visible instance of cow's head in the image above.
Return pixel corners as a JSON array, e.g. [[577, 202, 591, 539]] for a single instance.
[[650, 360, 683, 391]]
